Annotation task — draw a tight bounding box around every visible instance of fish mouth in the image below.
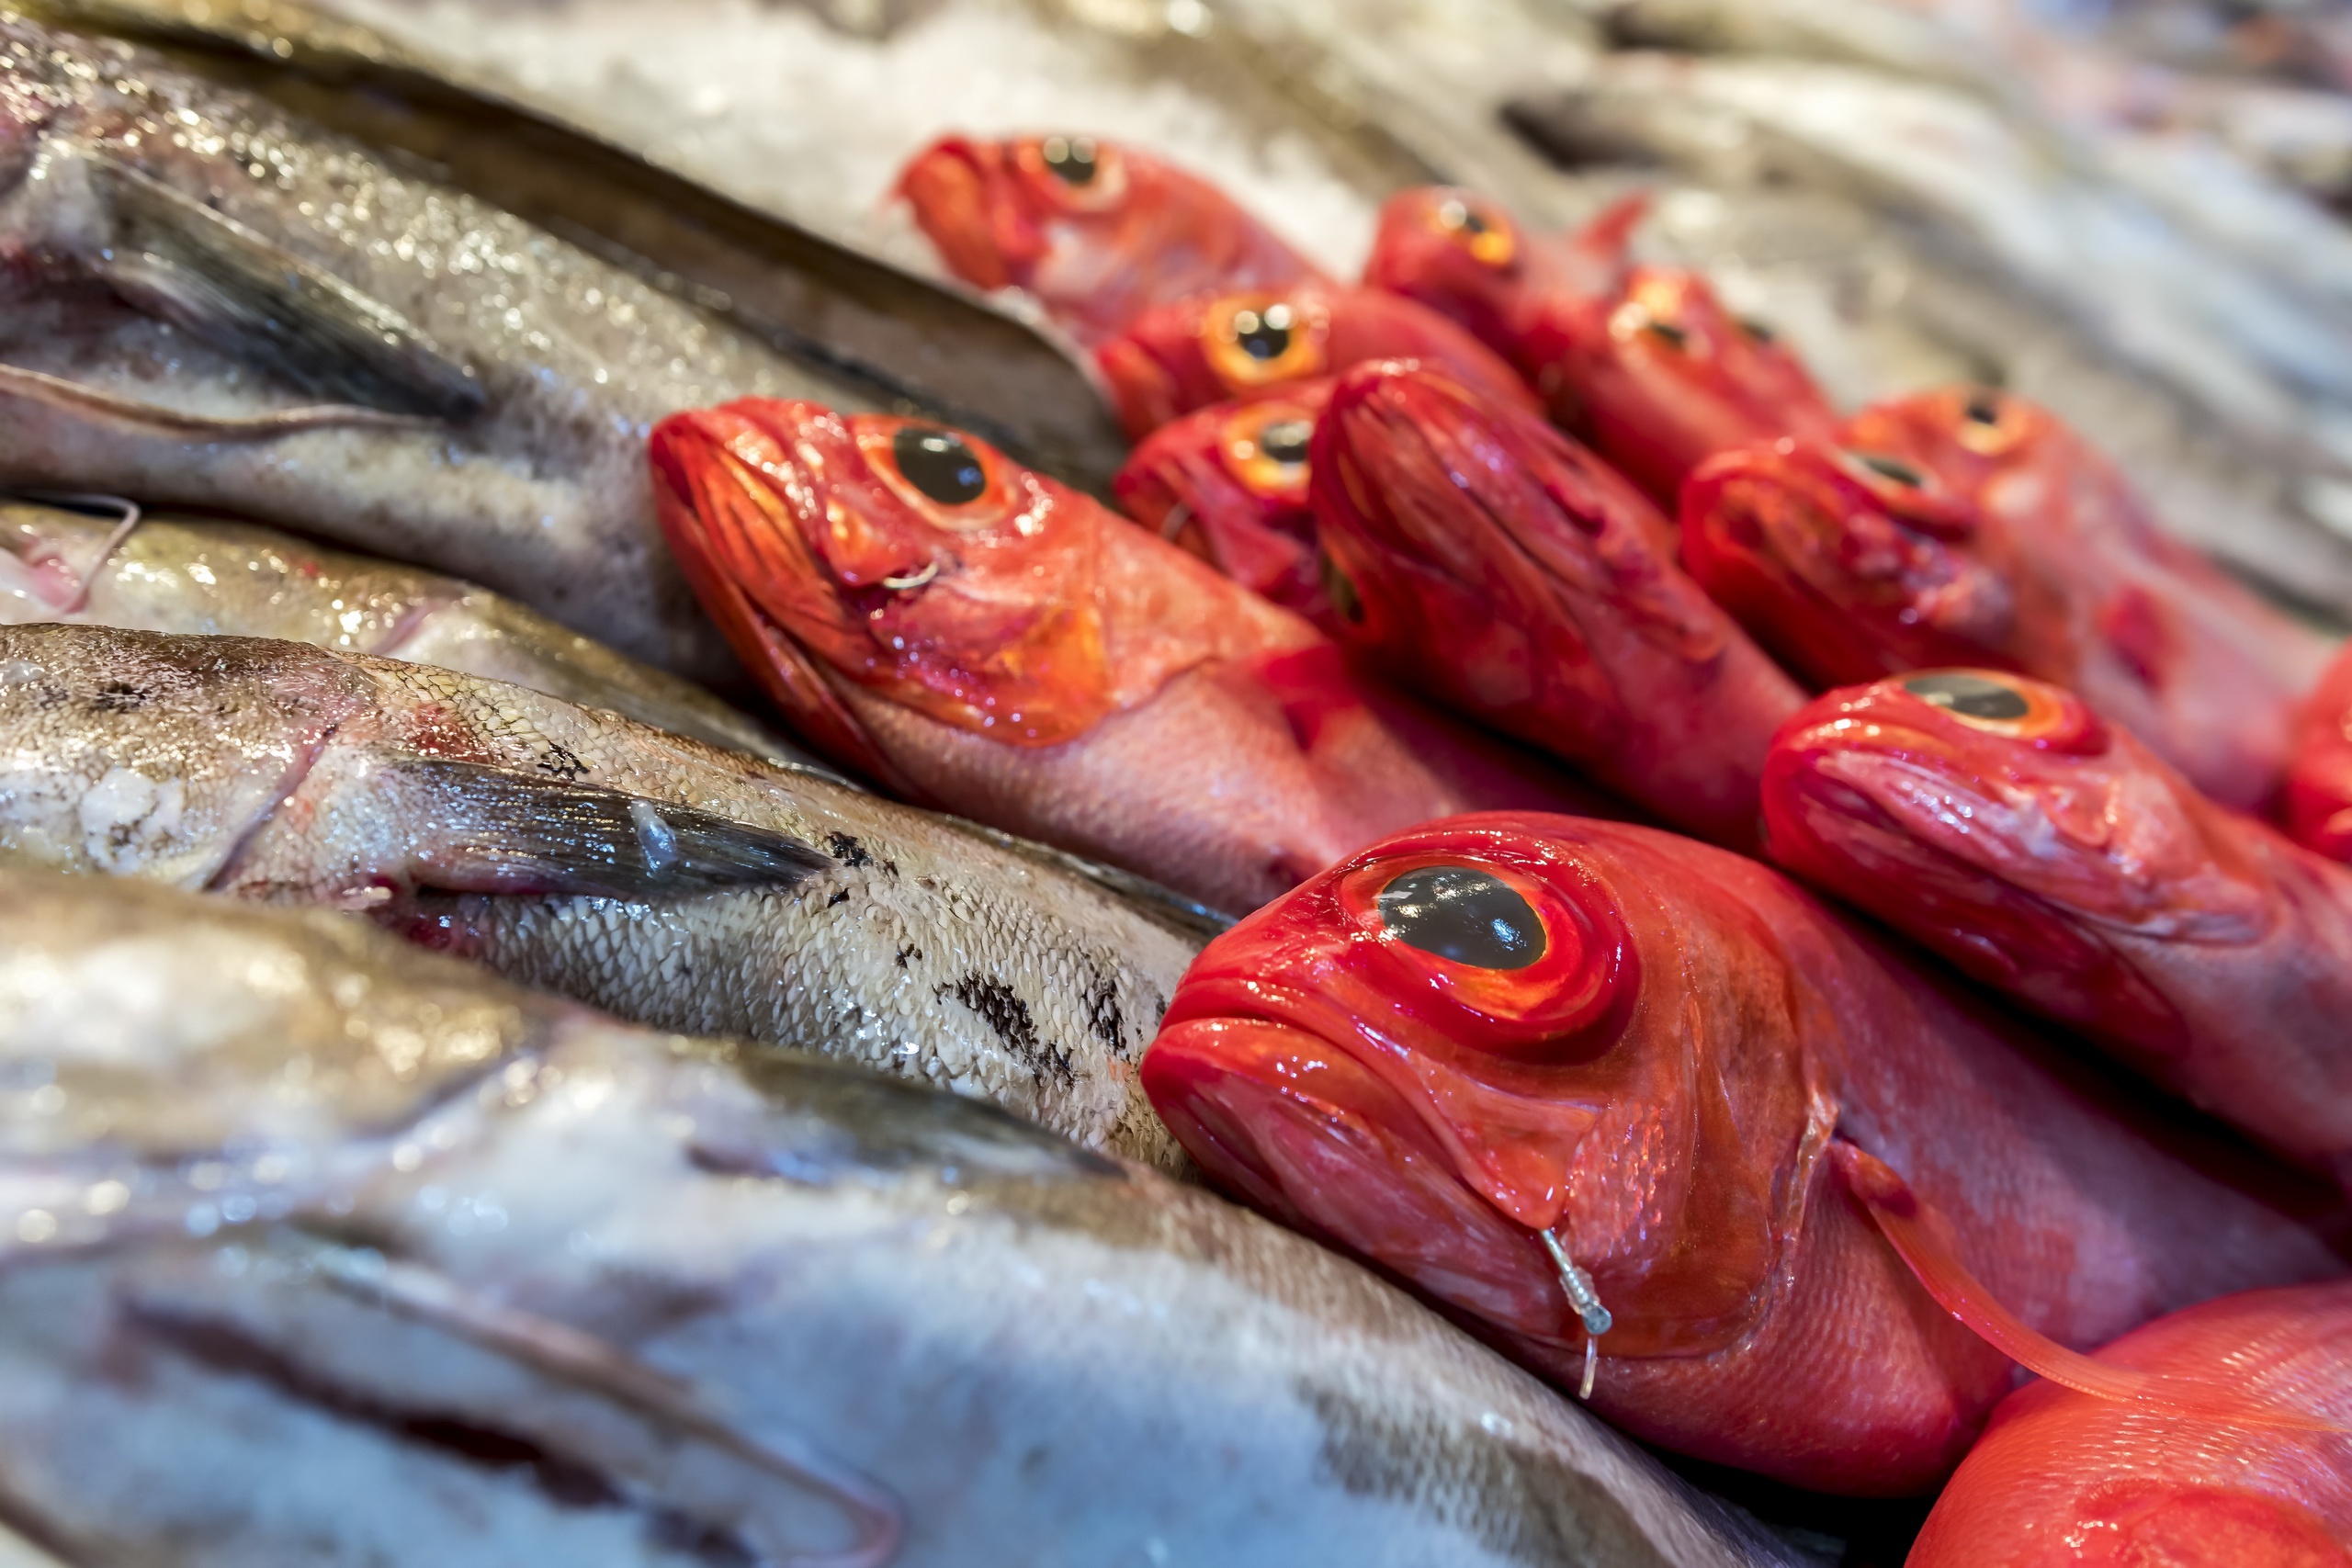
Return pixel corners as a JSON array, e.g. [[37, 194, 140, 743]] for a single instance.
[[895, 136, 1033, 293]]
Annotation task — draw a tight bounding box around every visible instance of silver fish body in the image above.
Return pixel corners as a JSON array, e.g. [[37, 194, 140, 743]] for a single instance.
[[0, 864, 1808, 1568], [0, 623, 1201, 1168], [0, 497, 831, 770]]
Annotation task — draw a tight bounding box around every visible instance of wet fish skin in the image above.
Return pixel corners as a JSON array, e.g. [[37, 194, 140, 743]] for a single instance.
[[0, 622, 1200, 1168], [0, 14, 887, 686], [0, 498, 831, 772], [0, 863, 1814, 1568], [2288, 640, 2352, 863]]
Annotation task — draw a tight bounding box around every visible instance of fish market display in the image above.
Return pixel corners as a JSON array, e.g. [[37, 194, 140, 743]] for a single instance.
[[1139, 812, 2346, 1494], [897, 132, 1327, 346], [1309, 362, 1805, 845], [1908, 1283, 2352, 1566], [1113, 380, 1331, 618], [2290, 641, 2352, 862], [0, 863, 1807, 1568], [1760, 669, 2352, 1184], [1680, 387, 2335, 809], [650, 398, 1592, 913], [0, 498, 822, 771], [1096, 278, 1541, 438], [1364, 188, 1839, 507], [0, 623, 1201, 1168]]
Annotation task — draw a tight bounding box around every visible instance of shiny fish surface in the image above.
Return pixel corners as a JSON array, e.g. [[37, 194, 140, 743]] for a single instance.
[[0, 498, 827, 770], [0, 623, 1201, 1168], [0, 864, 1812, 1568]]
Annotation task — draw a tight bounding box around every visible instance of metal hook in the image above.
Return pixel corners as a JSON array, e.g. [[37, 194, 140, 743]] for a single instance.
[[879, 560, 938, 591], [1538, 1227, 1611, 1401]]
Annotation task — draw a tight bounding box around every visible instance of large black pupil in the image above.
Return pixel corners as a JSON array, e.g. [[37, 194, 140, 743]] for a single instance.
[[1377, 865, 1546, 970], [1233, 306, 1293, 362], [1257, 419, 1312, 466], [1903, 671, 2030, 721], [1964, 391, 2001, 424], [1855, 451, 1925, 487], [892, 426, 987, 505], [1042, 136, 1097, 185]]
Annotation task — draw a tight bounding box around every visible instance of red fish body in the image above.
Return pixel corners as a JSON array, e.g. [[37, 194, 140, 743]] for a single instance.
[[1307, 361, 1806, 846], [1112, 380, 1330, 619], [1910, 1283, 2352, 1566], [1363, 187, 1838, 508], [2289, 642, 2352, 863], [1094, 278, 1539, 439], [1680, 388, 2335, 811], [1763, 669, 2352, 1187], [648, 400, 1586, 913], [1140, 813, 2345, 1494], [894, 134, 1324, 346]]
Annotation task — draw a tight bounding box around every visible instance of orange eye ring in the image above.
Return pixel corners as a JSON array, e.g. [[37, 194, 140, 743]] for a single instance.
[[1428, 196, 1517, 268], [854, 417, 1019, 532], [1202, 293, 1328, 391], [1014, 134, 1128, 211], [1954, 388, 2028, 457], [1896, 670, 2083, 742], [1218, 400, 1317, 501]]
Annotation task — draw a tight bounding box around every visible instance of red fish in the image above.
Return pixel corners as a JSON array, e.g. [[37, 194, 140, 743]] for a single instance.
[[1307, 361, 1806, 846], [1679, 387, 2335, 810], [1363, 187, 1838, 508], [1140, 812, 2346, 1494], [1761, 668, 2352, 1187], [648, 400, 1588, 913], [1112, 379, 1330, 619], [1910, 1283, 2352, 1567], [2289, 641, 2352, 863], [1094, 278, 1539, 439], [894, 134, 1324, 346]]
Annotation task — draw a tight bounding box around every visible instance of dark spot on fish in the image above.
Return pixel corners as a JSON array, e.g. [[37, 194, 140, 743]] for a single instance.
[[938, 974, 1074, 1090], [1040, 134, 1099, 186], [1642, 319, 1688, 349], [1377, 865, 1545, 970], [1850, 452, 1925, 488], [891, 425, 988, 506], [825, 831, 873, 866], [1737, 315, 1776, 343], [825, 887, 851, 908], [1295, 1380, 1673, 1567], [895, 942, 923, 969], [1964, 390, 2002, 425], [1319, 550, 1364, 624], [87, 680, 149, 713], [1903, 671, 2030, 721], [1231, 302, 1295, 362], [1258, 418, 1313, 467], [536, 743, 590, 782], [1086, 974, 1124, 1052]]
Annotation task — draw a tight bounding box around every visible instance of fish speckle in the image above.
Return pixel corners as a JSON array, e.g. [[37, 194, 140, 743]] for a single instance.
[[937, 973, 1073, 1091]]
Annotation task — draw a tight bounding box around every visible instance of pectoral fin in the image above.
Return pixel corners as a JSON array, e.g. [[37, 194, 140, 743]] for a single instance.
[[85, 154, 485, 422], [379, 758, 831, 899]]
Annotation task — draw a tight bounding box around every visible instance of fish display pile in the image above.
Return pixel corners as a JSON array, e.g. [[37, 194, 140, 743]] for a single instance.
[[3, 0, 2352, 1560]]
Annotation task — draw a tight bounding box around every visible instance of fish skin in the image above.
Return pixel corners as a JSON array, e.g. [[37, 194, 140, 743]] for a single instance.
[[0, 622, 1200, 1168], [1095, 278, 1541, 439], [0, 863, 1813, 1568], [1308, 361, 1804, 846], [1140, 812, 2348, 1495], [0, 14, 889, 687], [649, 397, 1595, 914], [1363, 186, 1839, 508], [1907, 1283, 2352, 1566], [2289, 641, 2352, 863], [896, 131, 1327, 347], [1680, 387, 2337, 811], [1112, 378, 1332, 621], [0, 498, 831, 773], [1761, 670, 2352, 1186]]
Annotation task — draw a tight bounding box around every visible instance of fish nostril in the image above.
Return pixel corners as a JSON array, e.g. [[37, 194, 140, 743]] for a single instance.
[[1903, 671, 2031, 722], [1376, 864, 1547, 970]]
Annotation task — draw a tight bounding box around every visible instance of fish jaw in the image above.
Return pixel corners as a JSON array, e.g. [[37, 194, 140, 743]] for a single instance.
[[1111, 386, 1328, 618], [2290, 644, 2352, 863], [1309, 361, 1803, 845]]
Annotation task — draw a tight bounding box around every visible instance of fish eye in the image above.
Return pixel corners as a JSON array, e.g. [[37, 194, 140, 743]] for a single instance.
[[1206, 296, 1325, 389], [1040, 134, 1099, 186], [1431, 196, 1515, 266], [1894, 670, 2087, 745], [1377, 864, 1547, 970], [1902, 671, 2029, 723], [1643, 319, 1690, 350], [1256, 418, 1312, 467], [891, 425, 989, 505], [1737, 315, 1776, 344], [1233, 304, 1293, 362], [1963, 390, 2000, 425], [1220, 401, 1318, 498], [1849, 451, 1925, 488]]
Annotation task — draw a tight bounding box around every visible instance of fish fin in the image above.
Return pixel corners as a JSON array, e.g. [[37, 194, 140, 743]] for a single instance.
[[376, 757, 832, 898], [1561, 192, 1649, 299], [84, 154, 484, 422], [1833, 1139, 2351, 1435], [0, 361, 438, 436]]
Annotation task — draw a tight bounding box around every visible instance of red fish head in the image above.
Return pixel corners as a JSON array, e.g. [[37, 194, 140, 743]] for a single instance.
[[1762, 670, 2271, 1043], [1679, 436, 2022, 687], [895, 134, 1321, 345], [2289, 646, 2352, 863], [1363, 186, 1531, 351], [1143, 812, 1824, 1362], [1111, 381, 1329, 616], [1096, 280, 1539, 439]]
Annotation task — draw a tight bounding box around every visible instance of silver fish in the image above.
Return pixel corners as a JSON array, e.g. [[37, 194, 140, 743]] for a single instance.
[[0, 495, 831, 771], [0, 863, 1809, 1568], [0, 622, 1203, 1169]]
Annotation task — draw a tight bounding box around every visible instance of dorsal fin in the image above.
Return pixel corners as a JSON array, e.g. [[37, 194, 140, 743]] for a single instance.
[[1833, 1139, 2349, 1434]]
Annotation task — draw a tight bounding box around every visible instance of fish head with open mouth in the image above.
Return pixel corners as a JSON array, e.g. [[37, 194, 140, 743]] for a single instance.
[[1094, 279, 1539, 439], [894, 133, 1322, 346], [1112, 380, 1329, 618]]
